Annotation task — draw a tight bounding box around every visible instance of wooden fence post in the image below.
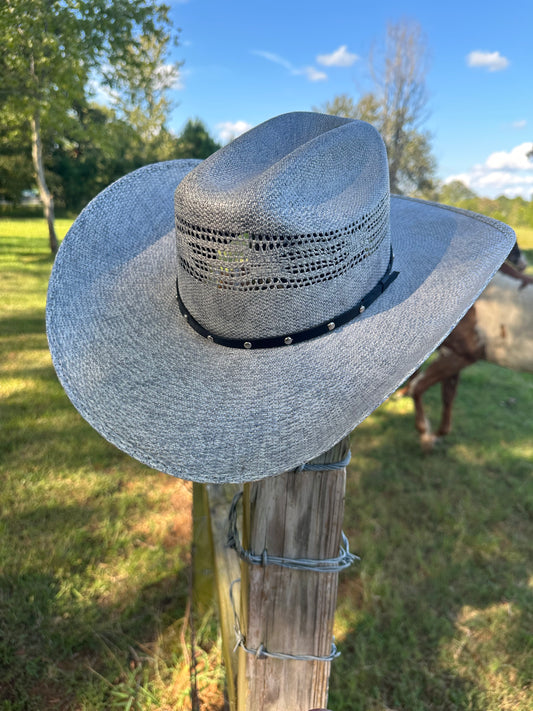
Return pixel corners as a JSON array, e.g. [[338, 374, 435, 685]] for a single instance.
[[236, 435, 351, 711]]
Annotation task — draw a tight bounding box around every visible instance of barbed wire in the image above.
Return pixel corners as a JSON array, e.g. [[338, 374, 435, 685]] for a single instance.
[[227, 491, 359, 573], [229, 579, 341, 662]]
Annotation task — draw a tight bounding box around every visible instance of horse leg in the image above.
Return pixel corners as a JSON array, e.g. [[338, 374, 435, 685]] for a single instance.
[[408, 350, 469, 450], [437, 372, 460, 437], [408, 369, 434, 438]]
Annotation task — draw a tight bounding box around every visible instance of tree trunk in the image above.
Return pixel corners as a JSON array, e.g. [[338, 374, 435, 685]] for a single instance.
[[30, 110, 58, 255]]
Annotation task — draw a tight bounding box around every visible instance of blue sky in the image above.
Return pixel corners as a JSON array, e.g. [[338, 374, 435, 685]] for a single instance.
[[165, 0, 533, 198]]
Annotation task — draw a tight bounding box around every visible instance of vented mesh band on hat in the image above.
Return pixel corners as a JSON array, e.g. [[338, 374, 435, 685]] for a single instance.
[[175, 194, 389, 292]]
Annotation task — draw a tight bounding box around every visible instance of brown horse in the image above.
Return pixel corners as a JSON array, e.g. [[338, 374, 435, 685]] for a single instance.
[[402, 241, 533, 449]]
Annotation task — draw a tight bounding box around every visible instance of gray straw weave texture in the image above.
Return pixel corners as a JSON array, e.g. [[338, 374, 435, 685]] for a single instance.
[[46, 114, 516, 483], [175, 115, 391, 339]]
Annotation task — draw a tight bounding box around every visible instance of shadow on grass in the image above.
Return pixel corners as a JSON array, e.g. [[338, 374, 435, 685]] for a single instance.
[[0, 494, 191, 711], [1, 250, 56, 268], [2, 352, 193, 709], [0, 315, 47, 337], [17, 251, 56, 264], [0, 568, 189, 710]]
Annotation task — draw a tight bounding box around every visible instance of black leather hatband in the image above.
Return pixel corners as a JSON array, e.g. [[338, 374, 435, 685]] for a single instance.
[[176, 247, 399, 349]]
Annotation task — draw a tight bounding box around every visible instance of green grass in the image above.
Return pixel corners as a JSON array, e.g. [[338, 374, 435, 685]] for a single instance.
[[1, 219, 223, 710], [332, 371, 532, 711], [1, 217, 532, 710]]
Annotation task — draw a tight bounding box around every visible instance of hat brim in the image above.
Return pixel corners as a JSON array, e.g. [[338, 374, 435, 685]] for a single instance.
[[46, 160, 515, 483]]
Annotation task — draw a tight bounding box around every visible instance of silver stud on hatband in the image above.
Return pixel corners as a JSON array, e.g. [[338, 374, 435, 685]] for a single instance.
[[359, 305, 365, 313], [327, 322, 335, 331], [207, 335, 214, 342], [284, 336, 293, 345], [244, 341, 252, 349]]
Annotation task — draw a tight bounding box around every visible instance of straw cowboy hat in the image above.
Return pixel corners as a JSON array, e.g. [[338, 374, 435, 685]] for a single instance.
[[46, 112, 515, 483]]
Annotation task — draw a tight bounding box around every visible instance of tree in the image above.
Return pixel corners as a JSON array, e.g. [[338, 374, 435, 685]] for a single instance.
[[108, 31, 180, 140], [48, 102, 147, 212], [1, 106, 220, 213], [174, 119, 221, 159], [318, 20, 436, 196], [0, 0, 179, 253], [0, 109, 34, 204], [438, 180, 477, 205], [47, 110, 221, 211]]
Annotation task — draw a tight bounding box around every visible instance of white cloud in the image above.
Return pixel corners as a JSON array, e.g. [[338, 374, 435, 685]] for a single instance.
[[252, 50, 293, 71], [317, 45, 358, 67], [299, 66, 327, 82], [445, 142, 533, 198], [217, 120, 253, 143], [252, 50, 327, 82], [466, 50, 509, 72], [512, 119, 527, 129], [485, 143, 533, 171]]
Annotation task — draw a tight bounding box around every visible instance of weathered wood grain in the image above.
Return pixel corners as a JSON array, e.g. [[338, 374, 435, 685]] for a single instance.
[[237, 436, 351, 711]]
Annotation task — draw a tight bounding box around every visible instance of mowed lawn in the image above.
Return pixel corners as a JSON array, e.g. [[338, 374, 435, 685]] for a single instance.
[[1, 217, 532, 710]]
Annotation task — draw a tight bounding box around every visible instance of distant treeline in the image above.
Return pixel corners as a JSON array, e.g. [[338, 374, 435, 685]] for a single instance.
[[0, 107, 221, 214], [3, 121, 533, 230], [437, 181, 533, 228]]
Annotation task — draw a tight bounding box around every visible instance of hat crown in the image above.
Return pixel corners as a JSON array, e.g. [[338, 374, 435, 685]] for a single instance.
[[174, 112, 391, 341]]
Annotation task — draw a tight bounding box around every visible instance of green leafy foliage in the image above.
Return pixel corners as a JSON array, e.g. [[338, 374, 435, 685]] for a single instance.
[[47, 111, 220, 211], [0, 0, 180, 249], [438, 182, 533, 229], [0, 0, 220, 212], [0, 0, 177, 124], [174, 119, 222, 160], [1, 102, 221, 212]]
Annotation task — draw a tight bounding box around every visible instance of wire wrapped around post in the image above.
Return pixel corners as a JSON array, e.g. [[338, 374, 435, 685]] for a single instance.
[[227, 491, 359, 573]]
